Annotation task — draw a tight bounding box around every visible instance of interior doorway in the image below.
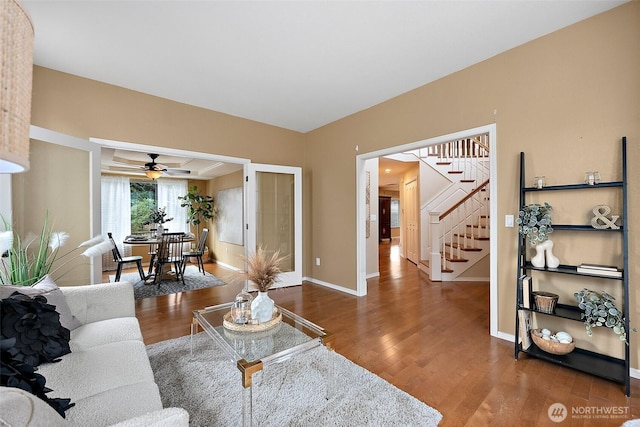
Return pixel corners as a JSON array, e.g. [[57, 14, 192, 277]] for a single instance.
[[357, 123, 498, 337]]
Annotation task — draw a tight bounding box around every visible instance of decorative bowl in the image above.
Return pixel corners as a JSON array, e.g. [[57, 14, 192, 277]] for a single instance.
[[531, 328, 575, 355]]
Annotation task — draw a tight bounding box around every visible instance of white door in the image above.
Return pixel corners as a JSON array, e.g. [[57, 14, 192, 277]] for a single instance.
[[244, 163, 302, 288], [405, 178, 419, 264]]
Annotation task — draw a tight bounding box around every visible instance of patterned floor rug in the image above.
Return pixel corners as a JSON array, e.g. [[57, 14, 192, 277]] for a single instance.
[[110, 265, 226, 299]]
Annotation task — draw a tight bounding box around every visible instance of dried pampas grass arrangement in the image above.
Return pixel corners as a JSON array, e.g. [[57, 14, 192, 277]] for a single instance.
[[243, 246, 287, 292]]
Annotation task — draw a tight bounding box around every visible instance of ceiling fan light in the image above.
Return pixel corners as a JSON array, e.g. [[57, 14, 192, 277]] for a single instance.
[[145, 170, 163, 180]]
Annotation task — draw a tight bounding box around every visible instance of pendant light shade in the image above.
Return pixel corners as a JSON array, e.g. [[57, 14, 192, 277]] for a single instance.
[[0, 0, 34, 173]]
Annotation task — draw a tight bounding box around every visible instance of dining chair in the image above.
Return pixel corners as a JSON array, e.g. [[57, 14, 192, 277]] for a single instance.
[[182, 228, 208, 275], [152, 232, 186, 286], [107, 232, 146, 282]]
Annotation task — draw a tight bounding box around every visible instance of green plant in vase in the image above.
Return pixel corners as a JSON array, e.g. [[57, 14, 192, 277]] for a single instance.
[[143, 207, 173, 227], [516, 202, 554, 246], [574, 288, 627, 343]]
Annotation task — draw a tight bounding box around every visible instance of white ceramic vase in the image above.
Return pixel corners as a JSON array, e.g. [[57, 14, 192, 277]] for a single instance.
[[542, 239, 560, 268], [531, 243, 546, 268], [251, 291, 274, 323], [531, 239, 560, 268]]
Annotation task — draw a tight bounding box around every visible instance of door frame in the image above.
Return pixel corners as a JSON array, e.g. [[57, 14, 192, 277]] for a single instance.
[[244, 163, 303, 288], [356, 123, 498, 337]]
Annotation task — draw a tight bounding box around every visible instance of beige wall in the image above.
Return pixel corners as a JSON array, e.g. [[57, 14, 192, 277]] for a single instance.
[[11, 140, 92, 286], [20, 2, 639, 364], [31, 66, 305, 166], [305, 3, 639, 361]]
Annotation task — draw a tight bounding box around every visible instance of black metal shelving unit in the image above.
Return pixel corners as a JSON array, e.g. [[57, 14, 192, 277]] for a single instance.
[[514, 137, 630, 396]]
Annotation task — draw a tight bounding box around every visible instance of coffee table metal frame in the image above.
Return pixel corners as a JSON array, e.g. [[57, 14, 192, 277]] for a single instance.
[[191, 302, 334, 426]]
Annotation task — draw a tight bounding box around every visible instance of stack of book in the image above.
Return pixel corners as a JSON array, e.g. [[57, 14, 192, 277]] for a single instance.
[[576, 263, 622, 277]]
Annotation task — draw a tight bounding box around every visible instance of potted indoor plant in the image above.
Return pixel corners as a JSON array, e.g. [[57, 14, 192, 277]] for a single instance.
[[574, 288, 627, 342], [178, 186, 216, 242], [0, 213, 112, 286]]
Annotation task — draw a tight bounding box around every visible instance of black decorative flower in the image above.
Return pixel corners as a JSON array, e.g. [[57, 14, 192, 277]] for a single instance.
[[1, 337, 74, 418], [0, 291, 71, 366]]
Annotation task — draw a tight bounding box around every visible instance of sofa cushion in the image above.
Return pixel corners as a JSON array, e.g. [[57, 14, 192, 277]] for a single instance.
[[70, 317, 143, 352], [65, 381, 164, 427], [0, 338, 74, 419], [0, 275, 82, 331], [110, 407, 190, 427], [38, 340, 155, 401], [0, 386, 67, 427], [0, 292, 71, 366]]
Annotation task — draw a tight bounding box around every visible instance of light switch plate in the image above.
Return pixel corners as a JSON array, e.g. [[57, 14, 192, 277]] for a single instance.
[[505, 214, 514, 227]]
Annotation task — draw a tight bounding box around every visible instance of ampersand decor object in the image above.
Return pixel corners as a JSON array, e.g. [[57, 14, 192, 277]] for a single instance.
[[590, 205, 620, 229]]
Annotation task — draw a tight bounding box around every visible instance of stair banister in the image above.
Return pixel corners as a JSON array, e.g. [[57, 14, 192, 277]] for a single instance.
[[439, 179, 490, 220]]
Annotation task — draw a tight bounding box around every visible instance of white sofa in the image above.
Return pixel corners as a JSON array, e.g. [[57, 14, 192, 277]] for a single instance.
[[0, 281, 189, 427]]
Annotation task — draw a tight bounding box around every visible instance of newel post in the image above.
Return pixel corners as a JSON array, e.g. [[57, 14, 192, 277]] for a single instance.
[[429, 212, 442, 281]]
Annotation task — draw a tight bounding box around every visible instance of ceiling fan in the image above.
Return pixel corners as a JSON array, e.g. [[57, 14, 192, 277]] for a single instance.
[[111, 153, 191, 179], [141, 154, 191, 179]]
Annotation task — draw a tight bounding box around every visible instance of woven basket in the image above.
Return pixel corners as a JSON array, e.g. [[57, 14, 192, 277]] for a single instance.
[[532, 291, 558, 314], [531, 329, 575, 355]]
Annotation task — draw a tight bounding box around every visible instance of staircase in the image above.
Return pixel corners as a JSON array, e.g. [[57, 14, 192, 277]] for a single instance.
[[411, 135, 490, 281]]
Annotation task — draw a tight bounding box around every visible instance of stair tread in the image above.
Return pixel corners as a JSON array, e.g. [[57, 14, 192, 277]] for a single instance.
[[445, 243, 483, 252], [454, 233, 490, 240]]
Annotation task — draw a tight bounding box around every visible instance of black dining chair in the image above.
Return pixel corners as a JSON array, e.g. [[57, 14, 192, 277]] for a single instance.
[[108, 232, 146, 282], [182, 228, 208, 275], [152, 232, 186, 286]]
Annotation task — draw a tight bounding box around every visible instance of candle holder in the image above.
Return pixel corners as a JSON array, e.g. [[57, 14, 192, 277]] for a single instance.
[[533, 176, 545, 189]]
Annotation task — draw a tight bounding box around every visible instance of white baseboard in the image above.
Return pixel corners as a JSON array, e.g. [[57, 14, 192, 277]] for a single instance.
[[303, 276, 360, 296], [213, 260, 241, 272]]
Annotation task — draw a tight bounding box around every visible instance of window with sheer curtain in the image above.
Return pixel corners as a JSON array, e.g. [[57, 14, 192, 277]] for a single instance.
[[101, 175, 131, 271], [101, 177, 188, 271], [157, 178, 188, 234]]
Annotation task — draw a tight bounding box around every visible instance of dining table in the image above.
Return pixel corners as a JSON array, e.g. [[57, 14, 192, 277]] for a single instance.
[[123, 233, 196, 282]]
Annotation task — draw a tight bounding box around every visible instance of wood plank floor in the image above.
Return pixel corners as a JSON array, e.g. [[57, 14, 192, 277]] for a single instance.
[[112, 241, 640, 426]]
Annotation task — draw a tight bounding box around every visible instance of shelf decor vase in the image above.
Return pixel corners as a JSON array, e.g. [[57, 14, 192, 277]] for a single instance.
[[531, 244, 546, 268], [251, 291, 274, 323], [542, 239, 560, 268]]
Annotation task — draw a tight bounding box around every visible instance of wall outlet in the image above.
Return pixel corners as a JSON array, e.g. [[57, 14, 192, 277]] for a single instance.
[[315, 257, 321, 266]]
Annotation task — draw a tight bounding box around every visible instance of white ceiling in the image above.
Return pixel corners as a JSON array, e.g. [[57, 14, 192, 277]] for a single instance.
[[23, 0, 626, 134]]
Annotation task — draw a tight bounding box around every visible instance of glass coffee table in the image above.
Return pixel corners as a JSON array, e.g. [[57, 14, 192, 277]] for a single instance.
[[191, 302, 334, 426]]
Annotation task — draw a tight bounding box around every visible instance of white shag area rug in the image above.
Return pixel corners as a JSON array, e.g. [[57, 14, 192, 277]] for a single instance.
[[146, 332, 442, 426]]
